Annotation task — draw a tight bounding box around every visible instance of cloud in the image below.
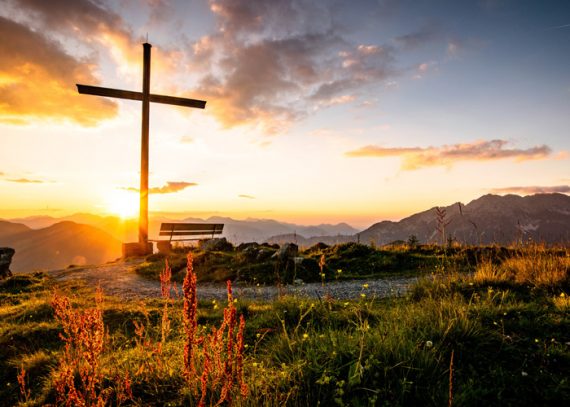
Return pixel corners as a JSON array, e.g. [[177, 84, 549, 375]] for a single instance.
[[150, 182, 197, 194], [188, 0, 437, 133], [5, 178, 45, 184], [0, 15, 118, 125], [548, 23, 570, 30], [393, 25, 439, 49], [6, 0, 141, 67], [346, 139, 553, 170], [122, 181, 197, 194], [238, 194, 255, 199], [490, 185, 570, 195], [0, 0, 188, 125], [447, 40, 460, 57], [412, 61, 437, 79], [2, 0, 448, 132], [318, 95, 356, 107], [180, 136, 194, 144]]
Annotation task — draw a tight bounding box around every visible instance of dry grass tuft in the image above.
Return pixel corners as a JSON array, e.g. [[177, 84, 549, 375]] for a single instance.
[[51, 287, 107, 405], [474, 245, 569, 289], [182, 253, 248, 406]]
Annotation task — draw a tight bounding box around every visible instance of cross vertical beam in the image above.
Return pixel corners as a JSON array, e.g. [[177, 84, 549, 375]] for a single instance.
[[139, 43, 151, 246]]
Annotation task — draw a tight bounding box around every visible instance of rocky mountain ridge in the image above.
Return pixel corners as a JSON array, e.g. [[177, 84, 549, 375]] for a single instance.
[[268, 193, 570, 246]]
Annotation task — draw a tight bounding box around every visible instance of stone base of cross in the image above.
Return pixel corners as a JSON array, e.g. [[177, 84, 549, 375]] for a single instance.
[[122, 242, 154, 258]]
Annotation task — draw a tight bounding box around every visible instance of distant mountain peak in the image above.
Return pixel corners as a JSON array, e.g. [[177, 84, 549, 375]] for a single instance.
[[359, 193, 570, 246]]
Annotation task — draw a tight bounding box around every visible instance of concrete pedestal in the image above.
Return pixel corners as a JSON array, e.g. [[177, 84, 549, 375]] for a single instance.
[[122, 242, 153, 258]]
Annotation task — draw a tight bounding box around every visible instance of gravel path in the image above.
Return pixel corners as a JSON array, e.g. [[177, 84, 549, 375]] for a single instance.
[[46, 260, 417, 301]]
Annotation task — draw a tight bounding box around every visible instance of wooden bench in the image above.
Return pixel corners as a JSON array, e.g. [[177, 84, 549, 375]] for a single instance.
[[157, 223, 224, 253], [159, 223, 224, 241]]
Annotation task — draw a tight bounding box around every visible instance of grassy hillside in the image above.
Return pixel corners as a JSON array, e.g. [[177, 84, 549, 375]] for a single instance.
[[0, 245, 568, 406], [134, 241, 562, 285]]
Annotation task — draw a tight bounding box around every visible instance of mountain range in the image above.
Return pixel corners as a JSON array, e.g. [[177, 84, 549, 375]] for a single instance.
[[0, 215, 358, 272], [1, 193, 569, 272], [267, 193, 570, 246], [6, 214, 359, 245]]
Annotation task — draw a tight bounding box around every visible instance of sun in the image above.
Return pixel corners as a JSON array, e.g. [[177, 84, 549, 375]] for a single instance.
[[104, 190, 139, 219]]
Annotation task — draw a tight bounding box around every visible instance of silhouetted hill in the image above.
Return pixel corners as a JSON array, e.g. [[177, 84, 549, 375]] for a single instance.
[[0, 220, 31, 239], [10, 213, 358, 244], [200, 216, 358, 242], [0, 221, 121, 272], [358, 193, 570, 245]]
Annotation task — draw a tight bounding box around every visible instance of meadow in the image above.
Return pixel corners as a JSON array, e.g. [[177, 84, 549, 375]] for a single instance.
[[0, 243, 568, 406]]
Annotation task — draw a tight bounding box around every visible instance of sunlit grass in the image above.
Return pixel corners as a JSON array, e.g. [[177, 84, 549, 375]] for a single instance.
[[1, 245, 568, 405], [473, 244, 569, 289]]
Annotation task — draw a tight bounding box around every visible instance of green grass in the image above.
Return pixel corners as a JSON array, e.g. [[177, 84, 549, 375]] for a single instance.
[[1, 245, 568, 405], [135, 242, 488, 284]]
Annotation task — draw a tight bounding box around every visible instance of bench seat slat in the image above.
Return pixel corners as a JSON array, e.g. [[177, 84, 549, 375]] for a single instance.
[[160, 223, 224, 232], [159, 230, 223, 236]]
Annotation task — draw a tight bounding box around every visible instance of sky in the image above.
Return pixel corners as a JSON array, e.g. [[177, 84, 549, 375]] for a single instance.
[[0, 0, 569, 228]]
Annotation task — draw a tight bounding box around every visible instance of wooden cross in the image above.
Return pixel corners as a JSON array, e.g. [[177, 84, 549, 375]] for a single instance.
[[77, 43, 206, 253]]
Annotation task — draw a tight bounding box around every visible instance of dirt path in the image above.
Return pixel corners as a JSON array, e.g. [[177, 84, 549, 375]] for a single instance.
[[46, 260, 417, 301], [46, 259, 163, 300]]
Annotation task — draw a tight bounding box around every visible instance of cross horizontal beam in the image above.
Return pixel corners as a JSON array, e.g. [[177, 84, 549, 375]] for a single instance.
[[77, 84, 206, 109]]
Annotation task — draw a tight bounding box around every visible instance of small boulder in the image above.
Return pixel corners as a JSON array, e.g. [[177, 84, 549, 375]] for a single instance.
[[242, 246, 261, 261], [272, 243, 299, 262], [256, 248, 275, 261], [199, 237, 234, 252], [0, 247, 15, 279], [237, 242, 259, 251]]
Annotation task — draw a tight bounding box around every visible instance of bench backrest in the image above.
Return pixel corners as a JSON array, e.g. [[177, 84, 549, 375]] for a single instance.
[[159, 223, 224, 241]]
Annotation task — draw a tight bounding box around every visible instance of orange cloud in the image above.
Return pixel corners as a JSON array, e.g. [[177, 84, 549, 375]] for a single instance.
[[122, 181, 197, 194], [238, 194, 255, 199], [180, 136, 194, 144], [490, 185, 570, 195], [8, 0, 141, 69], [1, 0, 186, 126], [346, 139, 552, 170], [0, 16, 118, 125], [5, 178, 46, 184]]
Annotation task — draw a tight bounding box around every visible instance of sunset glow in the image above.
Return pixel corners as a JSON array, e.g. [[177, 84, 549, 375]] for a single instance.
[[0, 0, 569, 228], [103, 189, 139, 220]]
